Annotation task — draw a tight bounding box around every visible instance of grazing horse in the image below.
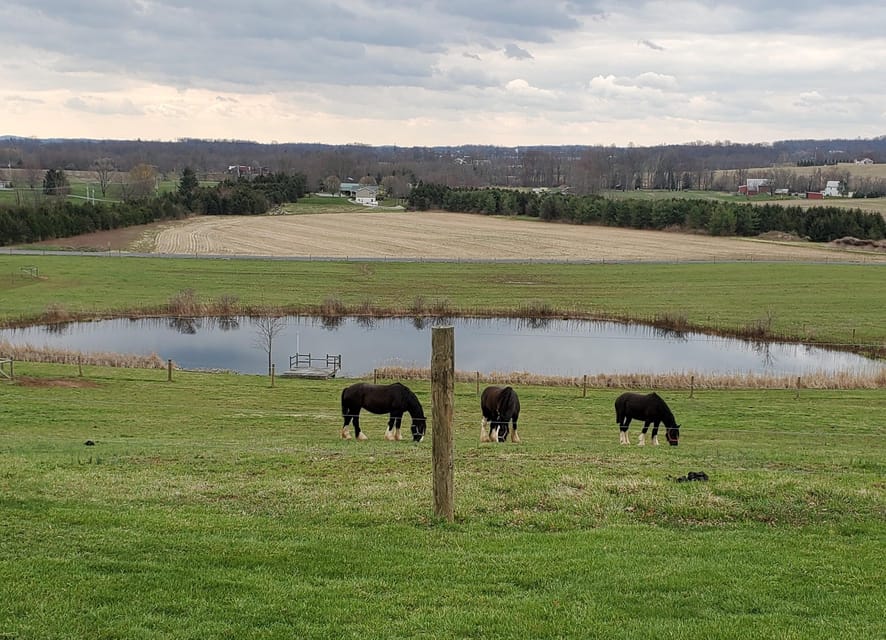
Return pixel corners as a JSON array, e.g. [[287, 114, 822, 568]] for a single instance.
[[480, 385, 521, 443], [615, 392, 680, 446], [341, 382, 427, 442]]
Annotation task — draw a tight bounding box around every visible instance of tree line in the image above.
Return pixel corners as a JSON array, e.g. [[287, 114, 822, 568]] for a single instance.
[[0, 169, 307, 246], [407, 184, 886, 242]]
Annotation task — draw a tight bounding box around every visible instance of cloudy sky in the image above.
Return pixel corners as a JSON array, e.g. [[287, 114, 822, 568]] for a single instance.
[[1, 1, 885, 147]]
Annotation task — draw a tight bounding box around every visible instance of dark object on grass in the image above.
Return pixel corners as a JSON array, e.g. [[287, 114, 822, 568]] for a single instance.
[[675, 471, 708, 482], [84, 440, 95, 446]]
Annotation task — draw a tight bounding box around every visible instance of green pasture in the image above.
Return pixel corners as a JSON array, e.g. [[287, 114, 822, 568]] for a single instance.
[[1, 362, 883, 638], [1, 255, 884, 354]]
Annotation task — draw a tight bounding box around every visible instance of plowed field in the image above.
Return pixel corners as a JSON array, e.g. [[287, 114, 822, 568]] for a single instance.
[[147, 211, 885, 262]]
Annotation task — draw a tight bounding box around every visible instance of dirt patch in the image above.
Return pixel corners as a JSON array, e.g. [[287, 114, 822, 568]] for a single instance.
[[14, 375, 101, 388], [758, 231, 807, 242], [27, 221, 168, 252], [831, 236, 886, 251]]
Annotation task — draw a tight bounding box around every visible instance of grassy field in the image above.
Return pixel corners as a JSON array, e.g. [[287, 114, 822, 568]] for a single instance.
[[1, 362, 883, 639], [1, 254, 884, 356]]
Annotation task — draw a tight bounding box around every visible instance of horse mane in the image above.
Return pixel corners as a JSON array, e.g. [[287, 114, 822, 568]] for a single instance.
[[401, 384, 425, 419], [499, 386, 517, 411]]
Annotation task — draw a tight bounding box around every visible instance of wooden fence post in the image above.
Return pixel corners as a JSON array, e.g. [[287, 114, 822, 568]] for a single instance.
[[167, 359, 173, 382], [78, 355, 83, 377], [431, 326, 454, 522], [795, 376, 801, 399], [690, 375, 694, 398], [374, 368, 378, 384], [476, 371, 480, 396], [582, 374, 587, 398]]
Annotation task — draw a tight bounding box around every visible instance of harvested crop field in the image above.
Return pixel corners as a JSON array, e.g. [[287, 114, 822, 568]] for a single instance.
[[147, 211, 886, 262]]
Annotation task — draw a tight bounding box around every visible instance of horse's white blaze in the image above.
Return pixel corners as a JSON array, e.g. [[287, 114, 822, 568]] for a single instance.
[[341, 428, 351, 440], [357, 432, 368, 441], [637, 433, 645, 446]]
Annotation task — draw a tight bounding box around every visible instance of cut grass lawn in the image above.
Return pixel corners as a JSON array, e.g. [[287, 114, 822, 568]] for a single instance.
[[1, 363, 883, 638]]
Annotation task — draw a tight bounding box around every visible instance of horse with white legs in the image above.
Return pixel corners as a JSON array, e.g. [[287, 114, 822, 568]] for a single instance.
[[480, 385, 521, 443], [615, 391, 680, 446], [341, 382, 427, 442]]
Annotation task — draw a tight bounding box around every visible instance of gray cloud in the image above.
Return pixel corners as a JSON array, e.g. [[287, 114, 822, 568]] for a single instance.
[[504, 44, 534, 60], [639, 39, 664, 51]]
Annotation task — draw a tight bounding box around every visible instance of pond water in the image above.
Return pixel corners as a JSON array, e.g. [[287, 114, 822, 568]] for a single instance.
[[0, 316, 880, 378]]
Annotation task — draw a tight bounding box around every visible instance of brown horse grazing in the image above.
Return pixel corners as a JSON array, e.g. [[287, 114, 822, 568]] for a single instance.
[[480, 385, 521, 443], [615, 392, 680, 446], [341, 382, 427, 442]]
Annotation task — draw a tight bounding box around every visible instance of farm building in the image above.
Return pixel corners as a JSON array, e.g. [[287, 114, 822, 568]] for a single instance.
[[823, 180, 842, 197], [854, 157, 874, 165], [338, 182, 360, 197], [355, 185, 379, 206], [738, 178, 771, 195], [806, 191, 824, 199]]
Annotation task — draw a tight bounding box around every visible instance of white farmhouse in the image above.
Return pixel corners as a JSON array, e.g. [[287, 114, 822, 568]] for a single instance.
[[823, 180, 842, 197], [355, 185, 379, 206]]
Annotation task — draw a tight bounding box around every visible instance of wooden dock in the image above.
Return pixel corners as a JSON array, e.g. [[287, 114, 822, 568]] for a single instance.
[[280, 353, 341, 379]]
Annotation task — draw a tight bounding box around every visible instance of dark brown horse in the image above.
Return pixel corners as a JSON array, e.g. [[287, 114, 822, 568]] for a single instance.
[[480, 385, 521, 443], [341, 382, 427, 442], [615, 392, 680, 446]]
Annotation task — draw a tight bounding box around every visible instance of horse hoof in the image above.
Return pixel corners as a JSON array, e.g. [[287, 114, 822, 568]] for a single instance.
[[384, 431, 395, 441], [357, 433, 368, 441], [341, 430, 351, 440]]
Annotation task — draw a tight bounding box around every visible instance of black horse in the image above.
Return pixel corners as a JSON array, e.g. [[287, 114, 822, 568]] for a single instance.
[[480, 385, 521, 443], [615, 392, 680, 446], [341, 382, 427, 442]]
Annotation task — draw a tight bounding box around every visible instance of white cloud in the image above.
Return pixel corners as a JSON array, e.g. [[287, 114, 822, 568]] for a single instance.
[[0, 1, 885, 145]]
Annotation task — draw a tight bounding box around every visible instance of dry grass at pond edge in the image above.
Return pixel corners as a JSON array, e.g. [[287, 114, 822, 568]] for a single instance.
[[374, 366, 886, 390]]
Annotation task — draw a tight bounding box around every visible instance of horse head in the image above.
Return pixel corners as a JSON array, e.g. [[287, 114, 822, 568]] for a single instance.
[[666, 424, 680, 446], [411, 416, 427, 442]]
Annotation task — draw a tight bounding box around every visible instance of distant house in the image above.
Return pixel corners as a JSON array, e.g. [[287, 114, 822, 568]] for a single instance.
[[355, 185, 379, 206], [854, 157, 874, 165], [823, 180, 842, 197], [738, 178, 771, 195], [339, 182, 360, 197], [806, 191, 824, 200]]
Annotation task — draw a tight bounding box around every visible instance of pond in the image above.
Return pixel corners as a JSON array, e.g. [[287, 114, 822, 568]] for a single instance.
[[0, 316, 880, 379]]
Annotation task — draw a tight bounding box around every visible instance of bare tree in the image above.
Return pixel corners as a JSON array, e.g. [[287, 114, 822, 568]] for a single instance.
[[126, 163, 158, 200], [252, 316, 286, 375], [324, 174, 341, 195], [94, 157, 115, 197]]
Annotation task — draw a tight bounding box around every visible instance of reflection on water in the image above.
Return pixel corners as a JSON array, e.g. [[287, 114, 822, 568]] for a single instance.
[[0, 315, 880, 378]]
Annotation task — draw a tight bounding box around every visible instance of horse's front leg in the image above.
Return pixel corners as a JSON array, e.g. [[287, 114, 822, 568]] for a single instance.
[[651, 421, 661, 446], [393, 414, 403, 441], [637, 421, 651, 446], [480, 417, 490, 442], [342, 410, 355, 439], [385, 414, 397, 440]]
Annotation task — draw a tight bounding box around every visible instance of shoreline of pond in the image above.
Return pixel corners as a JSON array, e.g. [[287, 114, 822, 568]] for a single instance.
[[1, 307, 883, 362]]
